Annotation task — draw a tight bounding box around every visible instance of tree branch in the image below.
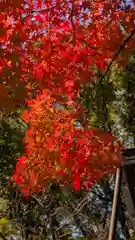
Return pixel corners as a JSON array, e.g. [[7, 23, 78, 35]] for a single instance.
[[100, 28, 135, 82], [0, 232, 8, 240], [32, 1, 64, 14], [70, 0, 76, 46]]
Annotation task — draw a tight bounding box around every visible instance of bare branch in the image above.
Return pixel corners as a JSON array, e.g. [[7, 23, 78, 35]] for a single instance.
[[0, 232, 8, 240], [32, 1, 64, 14], [55, 195, 91, 233]]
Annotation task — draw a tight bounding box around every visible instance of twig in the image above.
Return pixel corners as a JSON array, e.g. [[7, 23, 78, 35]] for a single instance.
[[70, 0, 76, 46], [55, 196, 90, 233], [51, 207, 62, 217], [59, 231, 71, 238], [32, 195, 44, 208], [32, 1, 64, 14], [0, 232, 8, 240], [52, 194, 88, 218], [100, 28, 135, 82]]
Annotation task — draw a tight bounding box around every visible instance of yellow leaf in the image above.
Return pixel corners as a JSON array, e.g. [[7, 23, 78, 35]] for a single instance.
[[0, 218, 8, 225], [35, 136, 40, 143], [125, 16, 130, 22], [49, 108, 54, 113], [7, 61, 12, 67]]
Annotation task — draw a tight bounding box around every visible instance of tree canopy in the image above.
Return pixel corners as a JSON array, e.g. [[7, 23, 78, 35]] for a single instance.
[[0, 0, 135, 195]]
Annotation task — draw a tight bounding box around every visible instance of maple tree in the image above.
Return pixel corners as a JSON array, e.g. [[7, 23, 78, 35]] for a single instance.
[[0, 0, 135, 195], [12, 90, 122, 195]]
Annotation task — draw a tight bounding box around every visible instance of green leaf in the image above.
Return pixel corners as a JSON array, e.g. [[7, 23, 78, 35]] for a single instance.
[[0, 218, 8, 225]]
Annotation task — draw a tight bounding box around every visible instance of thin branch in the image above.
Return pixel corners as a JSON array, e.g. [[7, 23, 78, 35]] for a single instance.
[[100, 28, 135, 82], [59, 231, 71, 238], [55, 197, 91, 233], [32, 1, 64, 14], [0, 232, 8, 240], [32, 195, 44, 208], [70, 0, 76, 46], [51, 207, 62, 217]]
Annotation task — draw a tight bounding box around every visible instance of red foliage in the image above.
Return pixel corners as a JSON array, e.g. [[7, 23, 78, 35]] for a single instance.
[[12, 91, 122, 195], [0, 0, 135, 109], [1, 0, 135, 194]]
